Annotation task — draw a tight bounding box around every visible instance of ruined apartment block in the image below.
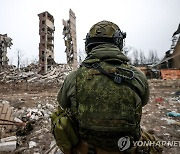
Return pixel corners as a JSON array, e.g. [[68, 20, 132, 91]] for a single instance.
[[0, 34, 13, 66], [38, 11, 55, 74], [62, 9, 77, 70]]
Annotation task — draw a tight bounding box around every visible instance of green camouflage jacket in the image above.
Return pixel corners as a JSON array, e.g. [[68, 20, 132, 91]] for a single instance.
[[57, 44, 149, 110]]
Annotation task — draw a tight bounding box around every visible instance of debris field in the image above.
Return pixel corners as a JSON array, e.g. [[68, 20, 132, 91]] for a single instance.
[[0, 66, 180, 154]]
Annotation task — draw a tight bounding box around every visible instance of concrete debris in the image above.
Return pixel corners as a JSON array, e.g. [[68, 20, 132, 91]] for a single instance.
[[163, 133, 170, 136], [0, 141, 17, 152], [29, 141, 37, 148], [0, 136, 17, 142], [0, 64, 72, 83], [44, 141, 63, 154], [160, 117, 177, 125], [0, 95, 61, 153], [0, 136, 17, 152], [0, 73, 179, 153]]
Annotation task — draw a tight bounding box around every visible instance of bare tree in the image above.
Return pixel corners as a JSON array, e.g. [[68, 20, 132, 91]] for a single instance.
[[8, 57, 14, 66], [123, 46, 135, 64], [30, 56, 38, 65], [139, 50, 146, 65], [148, 50, 159, 64], [16, 49, 24, 69], [21, 58, 30, 68], [132, 49, 139, 66]]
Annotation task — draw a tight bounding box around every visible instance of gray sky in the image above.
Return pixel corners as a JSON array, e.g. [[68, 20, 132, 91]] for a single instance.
[[0, 0, 179, 65]]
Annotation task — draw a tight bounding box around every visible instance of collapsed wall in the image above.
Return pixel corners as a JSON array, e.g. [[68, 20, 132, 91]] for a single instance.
[[0, 34, 13, 66], [62, 9, 77, 70]]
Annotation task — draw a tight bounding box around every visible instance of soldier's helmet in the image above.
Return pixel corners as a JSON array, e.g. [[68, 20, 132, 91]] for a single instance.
[[85, 20, 126, 52]]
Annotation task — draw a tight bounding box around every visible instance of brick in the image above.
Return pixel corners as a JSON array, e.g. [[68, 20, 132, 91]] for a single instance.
[[161, 69, 180, 79]]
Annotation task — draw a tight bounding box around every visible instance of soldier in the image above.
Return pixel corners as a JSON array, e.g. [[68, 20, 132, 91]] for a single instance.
[[51, 20, 163, 154]]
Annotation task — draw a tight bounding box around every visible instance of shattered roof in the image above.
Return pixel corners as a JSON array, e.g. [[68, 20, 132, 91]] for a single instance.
[[173, 23, 180, 36]]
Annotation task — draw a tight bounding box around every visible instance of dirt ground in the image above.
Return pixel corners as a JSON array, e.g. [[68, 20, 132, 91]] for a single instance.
[[0, 79, 180, 154], [141, 79, 180, 154]]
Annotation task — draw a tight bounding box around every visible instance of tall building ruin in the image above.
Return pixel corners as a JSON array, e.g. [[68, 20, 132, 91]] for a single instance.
[[38, 11, 55, 74], [0, 34, 13, 66], [62, 9, 77, 70]]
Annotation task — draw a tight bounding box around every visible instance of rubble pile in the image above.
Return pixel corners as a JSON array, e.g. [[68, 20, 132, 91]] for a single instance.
[[0, 70, 179, 153], [0, 64, 72, 84], [0, 98, 63, 153]]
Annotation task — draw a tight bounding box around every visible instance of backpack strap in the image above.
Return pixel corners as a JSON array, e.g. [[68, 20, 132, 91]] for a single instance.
[[81, 62, 141, 98]]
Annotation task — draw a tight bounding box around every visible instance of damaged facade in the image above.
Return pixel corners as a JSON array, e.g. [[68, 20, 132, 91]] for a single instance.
[[38, 11, 55, 74], [0, 34, 13, 66], [157, 24, 180, 69], [155, 24, 180, 79], [62, 9, 77, 70]]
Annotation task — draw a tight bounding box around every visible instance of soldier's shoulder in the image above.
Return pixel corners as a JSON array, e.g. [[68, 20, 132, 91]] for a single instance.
[[64, 70, 77, 85], [66, 70, 77, 80]]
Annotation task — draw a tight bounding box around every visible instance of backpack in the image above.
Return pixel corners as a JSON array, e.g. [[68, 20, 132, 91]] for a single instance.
[[76, 61, 143, 151], [51, 107, 79, 151]]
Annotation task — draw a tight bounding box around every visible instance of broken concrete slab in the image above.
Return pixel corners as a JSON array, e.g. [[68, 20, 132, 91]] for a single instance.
[[0, 141, 16, 152], [0, 136, 17, 142], [29, 141, 37, 148]]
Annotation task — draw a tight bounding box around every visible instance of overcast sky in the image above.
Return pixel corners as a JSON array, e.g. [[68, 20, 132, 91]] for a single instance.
[[0, 0, 179, 66]]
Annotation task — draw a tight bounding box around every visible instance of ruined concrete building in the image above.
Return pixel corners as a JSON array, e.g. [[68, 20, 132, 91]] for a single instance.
[[38, 11, 55, 74], [0, 34, 13, 66], [62, 9, 77, 70], [157, 24, 180, 69], [155, 23, 180, 79]]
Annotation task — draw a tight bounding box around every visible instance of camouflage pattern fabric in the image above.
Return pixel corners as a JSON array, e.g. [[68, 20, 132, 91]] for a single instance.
[[56, 44, 151, 152], [76, 58, 145, 150], [74, 130, 163, 154]]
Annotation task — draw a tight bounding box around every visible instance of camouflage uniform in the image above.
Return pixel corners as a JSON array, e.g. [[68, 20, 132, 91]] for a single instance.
[[56, 44, 162, 154], [58, 44, 149, 108], [54, 20, 163, 154]]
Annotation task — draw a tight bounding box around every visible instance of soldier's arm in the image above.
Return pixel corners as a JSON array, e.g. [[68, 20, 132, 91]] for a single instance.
[[141, 81, 149, 106], [57, 71, 77, 109], [136, 68, 149, 106], [132, 66, 150, 107]]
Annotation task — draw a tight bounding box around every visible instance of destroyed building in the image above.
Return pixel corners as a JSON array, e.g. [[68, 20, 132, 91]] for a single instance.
[[0, 34, 13, 66], [157, 24, 180, 69], [155, 24, 180, 79], [62, 9, 77, 70], [38, 11, 55, 74]]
